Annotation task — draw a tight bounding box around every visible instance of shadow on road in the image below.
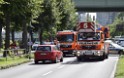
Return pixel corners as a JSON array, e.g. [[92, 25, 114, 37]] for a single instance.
[[29, 61, 58, 65], [62, 58, 104, 65], [109, 54, 119, 57]]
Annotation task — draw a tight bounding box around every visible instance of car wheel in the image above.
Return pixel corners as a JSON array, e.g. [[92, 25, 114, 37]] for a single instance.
[[53, 57, 58, 63], [63, 54, 66, 57], [35, 60, 38, 64], [60, 57, 63, 62]]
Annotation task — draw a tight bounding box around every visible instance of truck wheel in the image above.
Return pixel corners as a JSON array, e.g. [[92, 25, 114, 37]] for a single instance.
[[42, 60, 45, 64], [77, 56, 82, 61], [105, 54, 108, 59], [118, 50, 123, 55], [100, 54, 105, 60], [100, 56, 104, 61]]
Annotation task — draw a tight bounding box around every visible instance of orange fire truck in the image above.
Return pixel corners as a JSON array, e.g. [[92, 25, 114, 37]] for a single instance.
[[57, 30, 77, 56], [76, 22, 110, 61]]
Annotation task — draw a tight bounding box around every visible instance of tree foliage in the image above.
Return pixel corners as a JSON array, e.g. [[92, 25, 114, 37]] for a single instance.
[[0, 0, 43, 56], [0, 0, 77, 51], [57, 0, 77, 31], [109, 12, 124, 37], [0, 0, 4, 4], [36, 0, 77, 41]]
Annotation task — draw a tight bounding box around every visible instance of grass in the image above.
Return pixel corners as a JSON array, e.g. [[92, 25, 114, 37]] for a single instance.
[[0, 49, 3, 55], [0, 52, 2, 55], [0, 56, 30, 69], [115, 55, 124, 78]]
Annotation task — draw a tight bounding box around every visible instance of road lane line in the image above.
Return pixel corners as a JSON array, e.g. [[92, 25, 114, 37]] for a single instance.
[[57, 65, 65, 69], [110, 56, 119, 78], [42, 71, 53, 76]]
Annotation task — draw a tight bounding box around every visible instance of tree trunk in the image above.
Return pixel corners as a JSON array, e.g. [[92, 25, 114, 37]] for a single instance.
[[30, 30, 33, 42], [3, 14, 11, 57], [31, 33, 33, 42], [5, 14, 10, 49], [11, 29, 15, 43], [0, 22, 2, 48], [22, 19, 28, 53], [38, 28, 43, 44]]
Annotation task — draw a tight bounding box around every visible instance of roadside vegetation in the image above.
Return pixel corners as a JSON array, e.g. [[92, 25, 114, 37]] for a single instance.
[[109, 12, 124, 37], [0, 52, 34, 69], [115, 55, 124, 78], [0, 56, 30, 69], [109, 12, 124, 77]]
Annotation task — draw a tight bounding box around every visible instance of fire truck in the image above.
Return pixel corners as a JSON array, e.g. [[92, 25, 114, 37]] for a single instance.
[[57, 30, 77, 56], [76, 22, 110, 61]]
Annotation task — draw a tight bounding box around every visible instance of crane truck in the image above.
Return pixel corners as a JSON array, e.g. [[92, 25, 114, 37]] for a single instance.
[[76, 22, 110, 61]]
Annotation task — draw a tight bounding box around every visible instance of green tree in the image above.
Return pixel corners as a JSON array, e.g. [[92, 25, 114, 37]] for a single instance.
[[10, 15, 22, 42], [0, 0, 4, 4], [57, 0, 77, 31], [0, 12, 3, 48], [0, 0, 5, 48], [1, 0, 43, 56], [0, 14, 4, 48], [109, 12, 124, 37], [14, 0, 43, 52], [37, 0, 62, 42], [37, 0, 77, 42]]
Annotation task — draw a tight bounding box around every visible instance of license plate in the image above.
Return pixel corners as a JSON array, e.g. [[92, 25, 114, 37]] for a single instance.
[[85, 51, 93, 55], [63, 51, 68, 52], [41, 53, 46, 55]]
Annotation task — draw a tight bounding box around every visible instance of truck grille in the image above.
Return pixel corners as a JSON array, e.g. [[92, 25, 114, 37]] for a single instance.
[[60, 45, 72, 48], [81, 45, 96, 50]]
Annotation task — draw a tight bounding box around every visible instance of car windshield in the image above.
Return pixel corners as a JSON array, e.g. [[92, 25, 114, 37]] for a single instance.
[[57, 34, 74, 42], [37, 46, 51, 52], [78, 32, 100, 41]]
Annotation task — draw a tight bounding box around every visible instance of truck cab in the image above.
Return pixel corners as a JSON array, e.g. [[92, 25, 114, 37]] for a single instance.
[[57, 30, 77, 56]]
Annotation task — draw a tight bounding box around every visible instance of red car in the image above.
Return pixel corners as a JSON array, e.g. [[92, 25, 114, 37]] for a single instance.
[[34, 45, 63, 64]]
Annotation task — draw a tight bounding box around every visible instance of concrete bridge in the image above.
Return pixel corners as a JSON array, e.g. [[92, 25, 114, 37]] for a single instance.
[[72, 0, 124, 11]]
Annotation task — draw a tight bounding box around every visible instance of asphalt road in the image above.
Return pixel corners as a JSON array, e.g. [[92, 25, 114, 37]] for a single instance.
[[0, 54, 119, 78]]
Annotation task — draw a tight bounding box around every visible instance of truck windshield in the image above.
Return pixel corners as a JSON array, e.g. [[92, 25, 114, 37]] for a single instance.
[[78, 32, 100, 41], [57, 34, 74, 42]]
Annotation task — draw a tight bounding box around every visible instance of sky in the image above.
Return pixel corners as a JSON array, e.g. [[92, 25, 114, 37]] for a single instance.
[[89, 12, 96, 17], [89, 12, 96, 19]]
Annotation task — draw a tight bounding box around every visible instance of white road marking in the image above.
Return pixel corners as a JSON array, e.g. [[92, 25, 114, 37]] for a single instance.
[[57, 65, 65, 69], [42, 71, 53, 76], [110, 56, 119, 78]]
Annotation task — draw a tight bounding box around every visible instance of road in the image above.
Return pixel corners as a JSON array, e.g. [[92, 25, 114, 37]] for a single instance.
[[0, 54, 119, 78]]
